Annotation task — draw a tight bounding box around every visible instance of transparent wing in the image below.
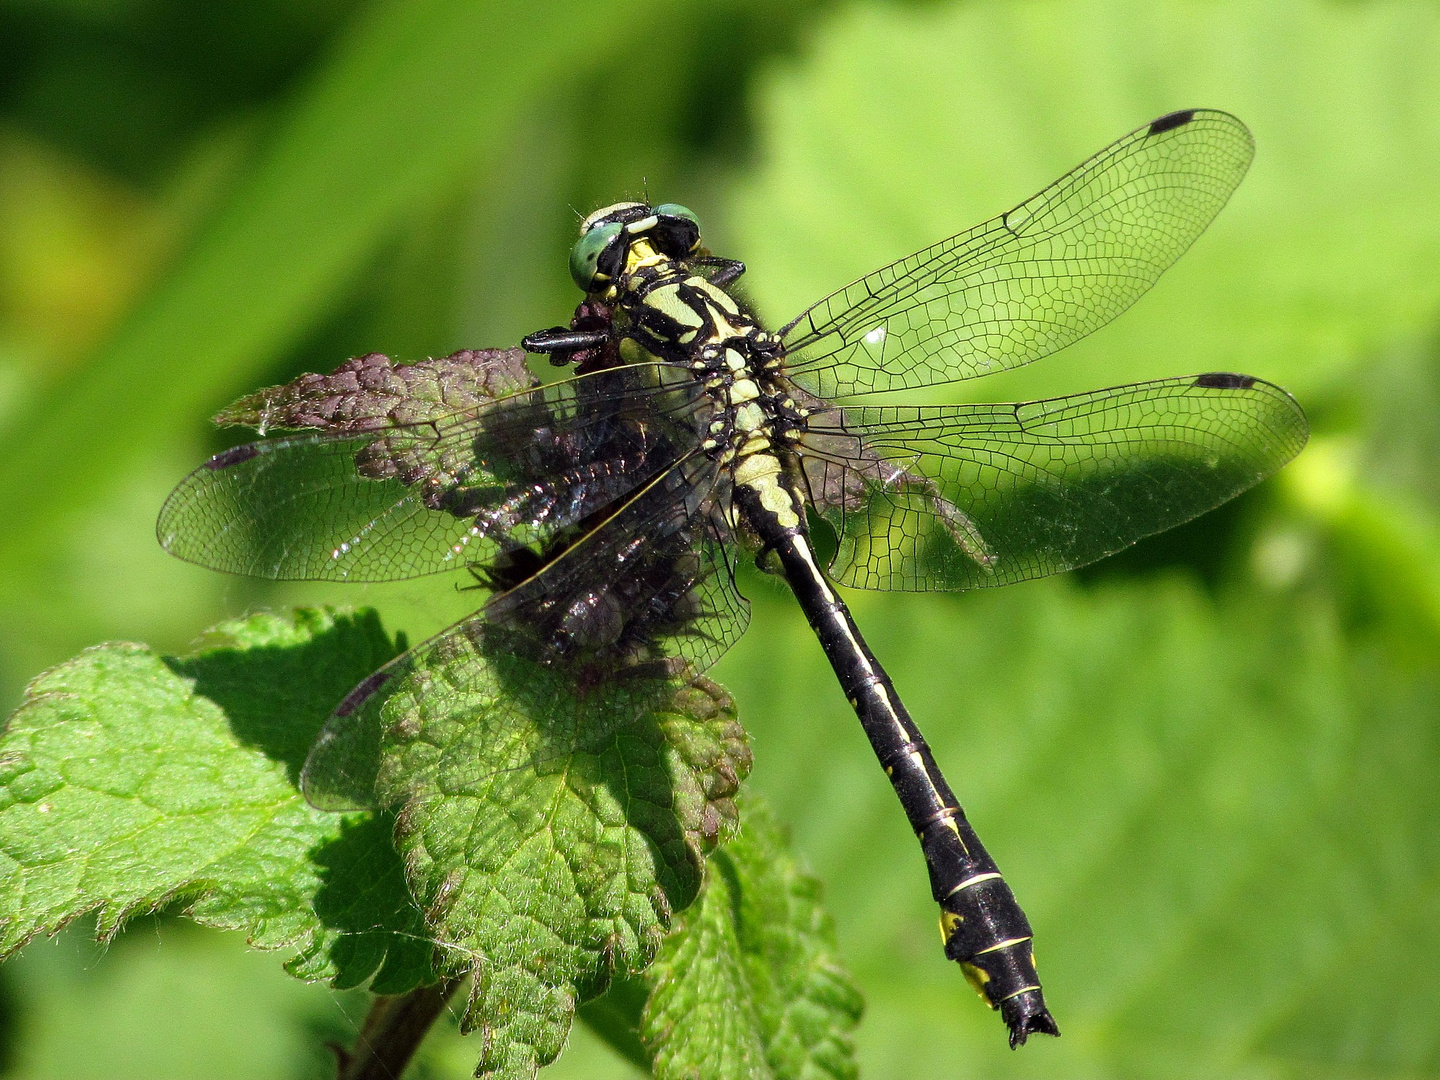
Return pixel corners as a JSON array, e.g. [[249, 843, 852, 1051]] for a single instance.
[[301, 452, 750, 811], [157, 363, 711, 582], [301, 627, 726, 814], [481, 451, 749, 675], [781, 110, 1254, 398], [799, 373, 1308, 591]]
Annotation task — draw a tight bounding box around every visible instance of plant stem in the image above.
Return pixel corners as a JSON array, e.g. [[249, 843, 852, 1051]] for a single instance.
[[335, 977, 463, 1080]]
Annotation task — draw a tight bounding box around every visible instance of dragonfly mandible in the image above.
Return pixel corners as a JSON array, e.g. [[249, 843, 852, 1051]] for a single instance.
[[158, 108, 1308, 1046]]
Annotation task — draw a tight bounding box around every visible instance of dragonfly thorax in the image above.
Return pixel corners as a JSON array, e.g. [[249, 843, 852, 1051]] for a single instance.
[[536, 200, 816, 549], [573, 206, 813, 538], [627, 268, 807, 497]]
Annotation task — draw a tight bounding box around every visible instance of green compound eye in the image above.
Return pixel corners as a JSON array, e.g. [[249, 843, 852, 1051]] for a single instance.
[[655, 203, 699, 228], [652, 204, 702, 257], [569, 220, 624, 291]]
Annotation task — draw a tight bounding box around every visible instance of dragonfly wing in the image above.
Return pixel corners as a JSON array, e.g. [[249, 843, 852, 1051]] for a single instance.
[[481, 451, 749, 676], [301, 452, 749, 810], [300, 611, 736, 812], [157, 362, 712, 582], [781, 110, 1254, 398], [799, 374, 1308, 591]]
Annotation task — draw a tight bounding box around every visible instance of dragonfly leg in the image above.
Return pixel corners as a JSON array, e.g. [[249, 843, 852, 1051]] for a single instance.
[[521, 326, 608, 354], [690, 255, 746, 288]]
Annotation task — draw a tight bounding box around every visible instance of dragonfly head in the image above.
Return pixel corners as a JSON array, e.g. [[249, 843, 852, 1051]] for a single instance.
[[570, 201, 702, 295]]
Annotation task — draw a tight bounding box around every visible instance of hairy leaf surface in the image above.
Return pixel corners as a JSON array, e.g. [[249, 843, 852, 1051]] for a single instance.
[[638, 798, 864, 1080], [373, 653, 751, 1079], [0, 608, 432, 992]]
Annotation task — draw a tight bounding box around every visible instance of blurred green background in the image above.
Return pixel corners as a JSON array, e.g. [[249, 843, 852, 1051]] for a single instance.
[[1, 0, 1438, 1076]]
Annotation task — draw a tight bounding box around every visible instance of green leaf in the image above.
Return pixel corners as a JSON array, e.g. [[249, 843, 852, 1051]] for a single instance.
[[639, 796, 864, 1080], [0, 607, 433, 993], [373, 652, 752, 1079]]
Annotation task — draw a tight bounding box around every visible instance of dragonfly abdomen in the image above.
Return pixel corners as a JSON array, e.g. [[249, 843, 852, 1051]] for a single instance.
[[731, 478, 1058, 1047]]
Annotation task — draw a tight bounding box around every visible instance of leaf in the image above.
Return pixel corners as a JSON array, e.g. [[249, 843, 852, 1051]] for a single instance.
[[0, 607, 433, 993], [372, 651, 752, 1079], [214, 348, 537, 435], [638, 796, 864, 1080]]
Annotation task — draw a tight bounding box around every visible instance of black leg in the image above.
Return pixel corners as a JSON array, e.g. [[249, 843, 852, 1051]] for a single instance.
[[521, 326, 610, 355], [691, 256, 746, 288]]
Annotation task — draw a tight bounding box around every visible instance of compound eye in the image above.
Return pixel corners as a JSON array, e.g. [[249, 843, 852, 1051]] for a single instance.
[[652, 203, 701, 257], [655, 203, 699, 228], [569, 221, 624, 291]]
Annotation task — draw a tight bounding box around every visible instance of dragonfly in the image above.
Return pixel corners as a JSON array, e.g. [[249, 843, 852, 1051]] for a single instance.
[[158, 108, 1308, 1046]]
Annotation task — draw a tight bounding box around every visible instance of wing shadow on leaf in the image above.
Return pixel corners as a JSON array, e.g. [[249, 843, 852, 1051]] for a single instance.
[[160, 608, 436, 990], [163, 607, 402, 789], [365, 633, 751, 1077], [578, 795, 864, 1080], [304, 813, 435, 992]]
